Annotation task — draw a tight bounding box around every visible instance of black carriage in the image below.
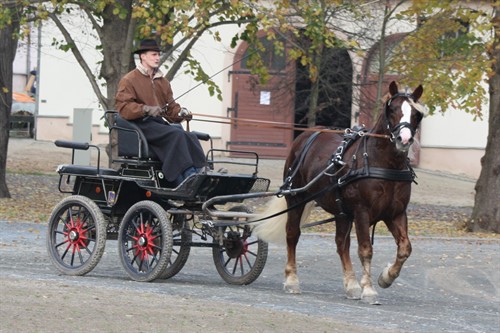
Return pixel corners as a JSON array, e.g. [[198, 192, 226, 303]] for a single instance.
[[46, 111, 271, 285]]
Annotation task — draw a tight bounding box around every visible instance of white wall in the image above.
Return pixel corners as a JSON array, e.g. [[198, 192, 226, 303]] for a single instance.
[[166, 24, 239, 137], [421, 108, 488, 149], [37, 14, 105, 132]]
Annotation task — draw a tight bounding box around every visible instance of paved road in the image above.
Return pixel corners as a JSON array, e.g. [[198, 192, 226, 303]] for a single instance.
[[0, 221, 498, 332]]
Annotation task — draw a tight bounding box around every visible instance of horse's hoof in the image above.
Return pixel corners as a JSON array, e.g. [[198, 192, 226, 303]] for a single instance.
[[361, 287, 379, 304], [362, 296, 381, 305], [378, 266, 393, 289], [284, 283, 301, 294], [346, 286, 362, 300]]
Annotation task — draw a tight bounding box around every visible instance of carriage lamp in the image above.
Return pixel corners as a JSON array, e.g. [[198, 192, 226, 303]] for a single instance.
[[107, 191, 117, 206]]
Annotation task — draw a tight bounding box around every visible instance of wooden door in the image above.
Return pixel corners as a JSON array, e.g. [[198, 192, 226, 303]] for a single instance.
[[227, 40, 294, 158]]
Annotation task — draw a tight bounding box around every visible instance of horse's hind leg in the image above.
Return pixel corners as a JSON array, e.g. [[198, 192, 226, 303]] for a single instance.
[[378, 213, 412, 288], [284, 203, 307, 294], [335, 218, 362, 299]]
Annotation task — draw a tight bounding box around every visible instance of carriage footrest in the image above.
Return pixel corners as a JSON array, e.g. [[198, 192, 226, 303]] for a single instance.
[[56, 164, 119, 177]]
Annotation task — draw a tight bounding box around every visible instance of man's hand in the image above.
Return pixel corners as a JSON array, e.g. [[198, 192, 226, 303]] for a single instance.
[[143, 105, 162, 117], [178, 107, 193, 121]]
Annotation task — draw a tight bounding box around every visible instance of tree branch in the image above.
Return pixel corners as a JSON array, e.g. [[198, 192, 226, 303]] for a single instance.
[[48, 11, 107, 107], [82, 7, 103, 40]]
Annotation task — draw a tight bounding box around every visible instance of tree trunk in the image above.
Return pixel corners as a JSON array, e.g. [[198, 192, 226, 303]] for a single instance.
[[99, 1, 135, 167], [306, 48, 323, 127], [468, 7, 500, 233], [100, 0, 135, 111], [0, 5, 22, 198]]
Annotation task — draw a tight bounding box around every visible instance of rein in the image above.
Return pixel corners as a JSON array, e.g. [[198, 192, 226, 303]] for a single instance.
[[191, 112, 391, 139]]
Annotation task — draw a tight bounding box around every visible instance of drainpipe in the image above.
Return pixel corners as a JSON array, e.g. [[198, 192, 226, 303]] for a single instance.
[[34, 21, 42, 140]]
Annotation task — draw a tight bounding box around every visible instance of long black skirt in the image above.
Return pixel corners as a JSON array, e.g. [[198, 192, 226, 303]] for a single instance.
[[133, 117, 205, 182]]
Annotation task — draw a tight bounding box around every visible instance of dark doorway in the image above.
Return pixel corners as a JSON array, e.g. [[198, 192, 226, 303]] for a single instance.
[[294, 47, 353, 138]]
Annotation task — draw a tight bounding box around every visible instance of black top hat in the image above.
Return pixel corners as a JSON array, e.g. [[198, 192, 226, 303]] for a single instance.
[[133, 39, 161, 54]]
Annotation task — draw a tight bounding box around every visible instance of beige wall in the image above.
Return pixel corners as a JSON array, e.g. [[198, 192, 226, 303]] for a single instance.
[[419, 147, 484, 179], [36, 116, 108, 145]]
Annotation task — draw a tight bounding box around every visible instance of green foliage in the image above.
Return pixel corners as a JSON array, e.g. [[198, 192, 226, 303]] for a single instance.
[[239, 0, 494, 121], [390, 2, 494, 119], [241, 0, 363, 85], [183, 57, 222, 101]]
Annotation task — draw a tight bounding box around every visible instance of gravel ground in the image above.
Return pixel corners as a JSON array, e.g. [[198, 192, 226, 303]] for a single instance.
[[1, 138, 498, 333]]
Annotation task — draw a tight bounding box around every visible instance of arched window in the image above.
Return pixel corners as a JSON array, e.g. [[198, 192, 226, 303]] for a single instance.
[[241, 37, 286, 72]]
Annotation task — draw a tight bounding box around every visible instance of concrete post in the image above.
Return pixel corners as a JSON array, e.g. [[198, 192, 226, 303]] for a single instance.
[[72, 108, 93, 165]]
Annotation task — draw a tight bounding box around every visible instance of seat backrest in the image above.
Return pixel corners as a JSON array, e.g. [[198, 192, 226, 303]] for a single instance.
[[113, 113, 157, 159], [107, 111, 211, 161]]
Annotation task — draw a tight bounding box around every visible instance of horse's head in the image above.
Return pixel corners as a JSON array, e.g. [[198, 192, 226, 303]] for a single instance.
[[384, 81, 425, 152]]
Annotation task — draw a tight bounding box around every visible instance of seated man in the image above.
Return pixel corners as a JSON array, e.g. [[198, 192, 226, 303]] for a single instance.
[[115, 39, 205, 186]]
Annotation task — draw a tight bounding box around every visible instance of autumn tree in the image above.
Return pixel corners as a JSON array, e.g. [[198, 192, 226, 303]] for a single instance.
[[239, 0, 367, 130], [389, 1, 498, 233], [0, 0, 257, 197], [469, 4, 499, 233]]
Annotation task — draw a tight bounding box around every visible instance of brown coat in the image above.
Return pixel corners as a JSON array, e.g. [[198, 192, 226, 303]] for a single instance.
[[115, 68, 183, 122]]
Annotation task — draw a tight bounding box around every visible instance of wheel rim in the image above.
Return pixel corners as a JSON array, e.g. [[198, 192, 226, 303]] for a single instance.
[[131, 222, 159, 264], [123, 213, 163, 273], [118, 201, 172, 281], [212, 205, 268, 285], [65, 215, 91, 252], [218, 226, 259, 276], [47, 196, 105, 274], [159, 214, 191, 279]]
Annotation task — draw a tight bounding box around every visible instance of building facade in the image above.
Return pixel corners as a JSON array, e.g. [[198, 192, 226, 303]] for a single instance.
[[12, 2, 491, 178]]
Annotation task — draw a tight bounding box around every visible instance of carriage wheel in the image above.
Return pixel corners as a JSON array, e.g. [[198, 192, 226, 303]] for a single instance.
[[159, 214, 192, 279], [118, 201, 173, 282], [212, 205, 268, 285], [46, 195, 107, 276]]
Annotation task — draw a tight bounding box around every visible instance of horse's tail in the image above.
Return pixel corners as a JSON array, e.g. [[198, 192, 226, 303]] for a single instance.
[[252, 196, 314, 245]]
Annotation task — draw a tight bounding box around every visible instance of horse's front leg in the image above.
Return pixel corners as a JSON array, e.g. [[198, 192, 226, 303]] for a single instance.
[[355, 214, 379, 304], [283, 205, 304, 294], [378, 213, 412, 288], [335, 217, 362, 299]]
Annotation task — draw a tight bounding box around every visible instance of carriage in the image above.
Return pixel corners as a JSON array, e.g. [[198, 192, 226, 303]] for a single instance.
[[47, 82, 426, 303], [46, 110, 272, 285]]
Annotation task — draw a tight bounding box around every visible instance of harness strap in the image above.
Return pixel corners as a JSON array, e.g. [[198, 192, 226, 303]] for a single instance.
[[282, 131, 323, 191]]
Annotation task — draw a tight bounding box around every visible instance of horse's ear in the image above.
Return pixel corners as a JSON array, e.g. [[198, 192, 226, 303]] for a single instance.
[[389, 81, 398, 96], [412, 85, 423, 102]]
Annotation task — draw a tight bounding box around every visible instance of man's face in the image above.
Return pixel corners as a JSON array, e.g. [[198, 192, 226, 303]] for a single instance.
[[140, 50, 160, 70]]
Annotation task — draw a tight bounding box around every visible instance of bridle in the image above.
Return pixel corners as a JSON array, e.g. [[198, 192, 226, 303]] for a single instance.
[[384, 92, 419, 143]]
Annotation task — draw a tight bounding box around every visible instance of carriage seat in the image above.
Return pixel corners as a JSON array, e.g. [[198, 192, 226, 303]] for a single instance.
[[111, 112, 210, 161], [54, 140, 118, 177]]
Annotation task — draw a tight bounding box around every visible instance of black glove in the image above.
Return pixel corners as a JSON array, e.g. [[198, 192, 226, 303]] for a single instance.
[[178, 107, 192, 121], [143, 105, 162, 117]]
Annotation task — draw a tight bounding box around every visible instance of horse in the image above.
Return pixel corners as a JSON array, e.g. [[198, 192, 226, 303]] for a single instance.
[[253, 81, 425, 304]]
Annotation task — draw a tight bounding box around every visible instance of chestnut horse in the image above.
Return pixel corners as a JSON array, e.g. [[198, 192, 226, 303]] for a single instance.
[[253, 81, 425, 304]]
